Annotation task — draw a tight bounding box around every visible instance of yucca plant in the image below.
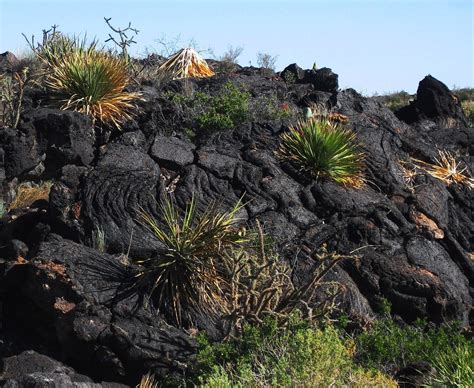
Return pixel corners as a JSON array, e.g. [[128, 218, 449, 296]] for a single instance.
[[137, 196, 247, 326], [37, 36, 141, 129], [412, 150, 474, 190], [278, 117, 365, 187]]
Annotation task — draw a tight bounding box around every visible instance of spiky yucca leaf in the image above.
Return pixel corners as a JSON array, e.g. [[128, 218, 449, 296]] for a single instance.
[[412, 150, 474, 189], [41, 42, 141, 128], [278, 118, 365, 187], [158, 48, 215, 80], [137, 373, 158, 388], [138, 196, 247, 326]]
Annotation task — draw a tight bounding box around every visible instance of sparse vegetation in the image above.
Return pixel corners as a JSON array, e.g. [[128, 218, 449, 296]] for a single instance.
[[165, 81, 251, 134], [454, 87, 474, 125], [257, 52, 278, 77], [224, 224, 353, 336], [8, 181, 53, 211], [191, 316, 397, 387], [278, 117, 365, 187], [214, 46, 244, 74], [378, 90, 413, 111], [0, 54, 40, 128], [355, 318, 473, 386], [165, 81, 296, 136]]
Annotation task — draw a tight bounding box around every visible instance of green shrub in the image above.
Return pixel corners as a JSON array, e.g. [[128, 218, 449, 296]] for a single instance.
[[165, 82, 296, 136], [356, 319, 474, 386], [137, 196, 247, 326], [461, 100, 474, 126], [379, 91, 412, 111], [194, 82, 250, 131], [278, 117, 365, 187], [194, 316, 396, 387]]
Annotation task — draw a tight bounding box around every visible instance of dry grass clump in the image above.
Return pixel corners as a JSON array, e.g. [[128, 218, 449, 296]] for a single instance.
[[8, 181, 53, 211], [411, 150, 474, 190]]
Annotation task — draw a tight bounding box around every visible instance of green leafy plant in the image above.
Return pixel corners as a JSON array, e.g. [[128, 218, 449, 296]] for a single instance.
[[355, 318, 473, 386], [278, 117, 365, 187], [194, 82, 250, 132], [193, 316, 396, 387], [137, 196, 247, 326]]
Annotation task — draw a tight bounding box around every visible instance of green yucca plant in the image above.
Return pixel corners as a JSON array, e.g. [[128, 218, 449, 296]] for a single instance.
[[137, 196, 247, 326], [278, 118, 365, 187], [36, 35, 141, 129]]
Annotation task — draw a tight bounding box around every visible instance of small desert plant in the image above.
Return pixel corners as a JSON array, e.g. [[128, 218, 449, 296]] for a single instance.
[[166, 81, 250, 134], [137, 196, 247, 326], [224, 222, 351, 336], [8, 181, 53, 211], [461, 100, 474, 126], [278, 117, 365, 187], [249, 94, 297, 124], [430, 341, 474, 387], [43, 46, 141, 128], [0, 56, 40, 128], [214, 45, 244, 74], [379, 91, 412, 111], [257, 52, 278, 77], [411, 149, 474, 190], [0, 200, 6, 218], [91, 225, 106, 252], [355, 318, 473, 385]]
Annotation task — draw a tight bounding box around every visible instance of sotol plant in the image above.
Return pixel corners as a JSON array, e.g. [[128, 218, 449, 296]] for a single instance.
[[278, 117, 365, 187], [32, 32, 141, 129], [137, 196, 247, 326]]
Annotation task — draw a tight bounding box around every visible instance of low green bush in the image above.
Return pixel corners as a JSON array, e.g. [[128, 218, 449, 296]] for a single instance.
[[355, 319, 474, 386], [193, 316, 396, 387], [165, 81, 296, 136]]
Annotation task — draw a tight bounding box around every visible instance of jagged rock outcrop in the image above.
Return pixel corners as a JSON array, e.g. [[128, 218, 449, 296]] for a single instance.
[[1, 69, 472, 384], [396, 75, 467, 127], [281, 63, 339, 92]]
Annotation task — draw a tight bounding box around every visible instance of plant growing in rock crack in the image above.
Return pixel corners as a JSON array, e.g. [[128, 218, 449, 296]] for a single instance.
[[137, 196, 247, 326], [28, 30, 142, 129], [0, 52, 41, 129], [411, 149, 474, 190], [223, 220, 356, 336], [278, 117, 365, 187]]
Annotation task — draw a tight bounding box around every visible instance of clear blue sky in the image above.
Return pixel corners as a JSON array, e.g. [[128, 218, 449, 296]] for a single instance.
[[1, 0, 472, 94]]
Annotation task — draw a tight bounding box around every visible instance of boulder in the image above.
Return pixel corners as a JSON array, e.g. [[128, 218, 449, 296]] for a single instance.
[[0, 128, 43, 179], [281, 64, 339, 93], [151, 135, 196, 169], [1, 237, 197, 385], [396, 75, 467, 127], [19, 108, 95, 176]]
